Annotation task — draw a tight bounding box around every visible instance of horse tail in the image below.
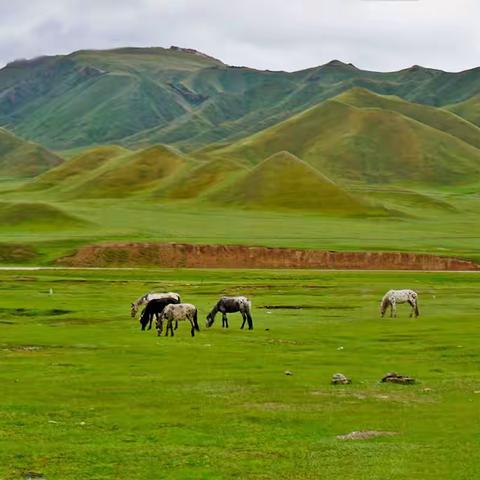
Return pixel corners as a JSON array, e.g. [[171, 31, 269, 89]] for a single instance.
[[380, 293, 390, 316], [193, 308, 200, 331]]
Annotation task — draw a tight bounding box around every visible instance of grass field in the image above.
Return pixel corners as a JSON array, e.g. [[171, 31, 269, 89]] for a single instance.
[[0, 268, 479, 479], [1, 173, 480, 266]]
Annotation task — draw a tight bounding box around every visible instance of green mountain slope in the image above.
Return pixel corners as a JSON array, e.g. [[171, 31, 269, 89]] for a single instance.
[[211, 92, 480, 185], [1, 47, 480, 150], [26, 144, 129, 190], [0, 128, 63, 177], [157, 157, 245, 200], [209, 151, 379, 214], [336, 88, 480, 150], [445, 95, 480, 127], [52, 145, 189, 198]]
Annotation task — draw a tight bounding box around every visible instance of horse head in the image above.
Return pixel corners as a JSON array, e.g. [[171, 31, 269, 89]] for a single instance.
[[139, 312, 149, 331], [130, 303, 137, 318], [206, 312, 214, 328]]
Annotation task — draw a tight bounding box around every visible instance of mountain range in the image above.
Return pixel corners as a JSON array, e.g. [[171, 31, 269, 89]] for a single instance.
[[1, 46, 480, 151], [1, 46, 480, 216]]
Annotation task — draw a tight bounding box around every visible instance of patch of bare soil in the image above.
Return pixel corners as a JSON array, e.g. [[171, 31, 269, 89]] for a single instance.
[[337, 431, 399, 440], [56, 242, 480, 270]]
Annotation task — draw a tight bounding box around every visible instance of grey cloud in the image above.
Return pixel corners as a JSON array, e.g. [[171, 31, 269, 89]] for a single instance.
[[0, 0, 477, 72]]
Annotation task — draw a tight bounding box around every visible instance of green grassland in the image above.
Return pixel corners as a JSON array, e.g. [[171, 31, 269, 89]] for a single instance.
[[1, 46, 480, 480], [1, 173, 480, 265], [0, 268, 479, 479]]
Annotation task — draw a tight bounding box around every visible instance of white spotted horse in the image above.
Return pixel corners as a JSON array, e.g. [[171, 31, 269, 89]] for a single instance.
[[380, 289, 419, 318]]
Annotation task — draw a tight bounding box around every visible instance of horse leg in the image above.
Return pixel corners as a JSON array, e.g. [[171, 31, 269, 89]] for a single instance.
[[190, 319, 195, 337], [391, 301, 397, 318], [222, 312, 228, 328], [240, 312, 247, 329], [408, 300, 414, 317], [148, 314, 154, 330], [156, 319, 163, 336], [174, 320, 178, 330], [247, 311, 253, 330]]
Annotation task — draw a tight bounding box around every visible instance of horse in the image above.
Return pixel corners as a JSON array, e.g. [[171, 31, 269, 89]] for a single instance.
[[139, 297, 180, 331], [206, 296, 253, 330], [130, 292, 181, 318], [156, 303, 200, 337], [380, 289, 419, 318]]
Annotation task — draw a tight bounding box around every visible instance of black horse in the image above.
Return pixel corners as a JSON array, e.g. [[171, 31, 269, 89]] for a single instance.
[[140, 297, 179, 331], [206, 296, 253, 330]]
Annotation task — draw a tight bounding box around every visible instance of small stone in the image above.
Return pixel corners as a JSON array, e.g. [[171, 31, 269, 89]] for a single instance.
[[284, 370, 293, 376], [331, 373, 351, 384], [337, 346, 344, 350], [381, 372, 415, 385]]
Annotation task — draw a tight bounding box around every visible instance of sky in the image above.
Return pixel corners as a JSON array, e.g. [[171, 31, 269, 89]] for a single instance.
[[0, 0, 478, 72]]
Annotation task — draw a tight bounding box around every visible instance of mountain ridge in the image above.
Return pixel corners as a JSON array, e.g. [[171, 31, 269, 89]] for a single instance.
[[2, 46, 480, 150]]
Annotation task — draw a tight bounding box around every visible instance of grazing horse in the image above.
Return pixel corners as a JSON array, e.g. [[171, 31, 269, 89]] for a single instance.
[[156, 303, 200, 337], [380, 289, 419, 318], [206, 296, 253, 330], [139, 297, 180, 331], [130, 292, 180, 318]]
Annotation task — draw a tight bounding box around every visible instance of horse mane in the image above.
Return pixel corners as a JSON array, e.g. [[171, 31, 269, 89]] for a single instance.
[[133, 293, 149, 307]]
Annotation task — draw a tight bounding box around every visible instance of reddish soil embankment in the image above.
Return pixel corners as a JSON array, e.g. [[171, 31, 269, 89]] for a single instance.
[[56, 242, 480, 271]]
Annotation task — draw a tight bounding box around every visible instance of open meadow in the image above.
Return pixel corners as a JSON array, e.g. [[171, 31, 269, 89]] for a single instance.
[[1, 38, 480, 480], [0, 268, 479, 479]]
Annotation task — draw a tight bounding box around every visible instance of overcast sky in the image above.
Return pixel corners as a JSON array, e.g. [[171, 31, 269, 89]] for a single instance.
[[0, 0, 478, 72]]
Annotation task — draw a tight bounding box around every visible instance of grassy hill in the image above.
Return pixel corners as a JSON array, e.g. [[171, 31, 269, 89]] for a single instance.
[[33, 144, 190, 199], [0, 128, 63, 177], [157, 157, 245, 200], [211, 91, 480, 185], [336, 87, 480, 150], [0, 201, 87, 228], [26, 144, 130, 190], [208, 151, 381, 214], [2, 47, 480, 150], [446, 95, 480, 127]]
